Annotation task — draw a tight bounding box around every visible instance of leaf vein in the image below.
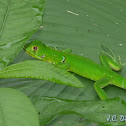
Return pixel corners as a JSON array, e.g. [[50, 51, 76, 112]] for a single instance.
[[0, 0, 11, 40]]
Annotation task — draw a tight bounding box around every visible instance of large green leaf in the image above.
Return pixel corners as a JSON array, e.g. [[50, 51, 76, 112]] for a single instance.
[[31, 96, 126, 126], [0, 60, 84, 88], [0, 88, 39, 126], [0, 0, 44, 69]]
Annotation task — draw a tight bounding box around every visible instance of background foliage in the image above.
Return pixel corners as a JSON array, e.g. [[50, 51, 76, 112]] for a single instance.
[[0, 0, 126, 126]]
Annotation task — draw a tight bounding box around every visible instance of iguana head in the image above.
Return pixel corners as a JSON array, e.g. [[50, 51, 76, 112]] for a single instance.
[[24, 40, 63, 64], [24, 40, 47, 60]]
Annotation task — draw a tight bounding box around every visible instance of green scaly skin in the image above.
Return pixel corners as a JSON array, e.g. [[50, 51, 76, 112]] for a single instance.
[[24, 40, 125, 100]]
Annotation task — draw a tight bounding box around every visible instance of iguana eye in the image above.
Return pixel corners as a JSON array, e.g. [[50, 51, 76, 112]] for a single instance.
[[32, 46, 38, 51]]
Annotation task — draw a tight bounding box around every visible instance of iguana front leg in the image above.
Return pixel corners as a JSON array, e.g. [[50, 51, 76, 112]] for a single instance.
[[55, 48, 71, 69], [94, 77, 111, 100], [56, 62, 70, 70]]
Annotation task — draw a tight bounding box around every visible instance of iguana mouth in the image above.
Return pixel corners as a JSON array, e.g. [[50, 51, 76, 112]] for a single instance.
[[23, 48, 33, 57]]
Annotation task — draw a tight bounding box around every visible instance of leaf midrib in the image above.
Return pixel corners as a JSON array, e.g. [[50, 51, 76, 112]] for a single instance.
[[0, 102, 6, 126], [0, 0, 11, 40]]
